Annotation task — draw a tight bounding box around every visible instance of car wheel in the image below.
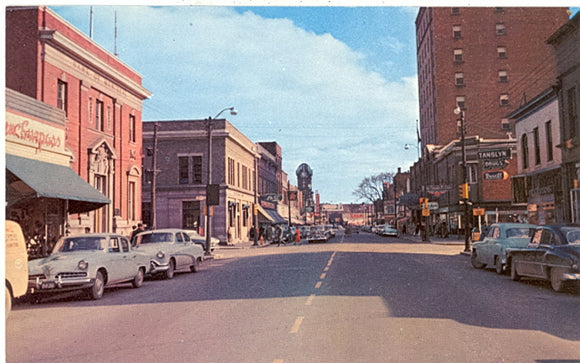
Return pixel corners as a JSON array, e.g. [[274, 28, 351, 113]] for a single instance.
[[5, 286, 12, 316], [495, 256, 504, 275], [88, 270, 105, 300], [190, 257, 200, 273], [550, 268, 566, 292], [510, 258, 521, 281], [132, 268, 145, 288], [164, 259, 175, 280], [470, 250, 485, 269]]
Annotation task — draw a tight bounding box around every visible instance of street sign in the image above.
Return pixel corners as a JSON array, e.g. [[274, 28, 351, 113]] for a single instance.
[[473, 208, 485, 216], [427, 202, 439, 210], [262, 194, 282, 202]]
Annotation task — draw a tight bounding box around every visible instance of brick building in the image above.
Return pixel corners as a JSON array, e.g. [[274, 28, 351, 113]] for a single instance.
[[6, 6, 151, 237], [142, 119, 258, 245], [416, 7, 569, 147]]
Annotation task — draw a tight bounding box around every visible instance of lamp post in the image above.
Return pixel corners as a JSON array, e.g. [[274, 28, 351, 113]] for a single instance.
[[205, 107, 237, 256], [454, 106, 470, 252]]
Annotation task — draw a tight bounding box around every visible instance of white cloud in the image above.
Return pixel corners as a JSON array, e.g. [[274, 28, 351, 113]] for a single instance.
[[54, 5, 420, 203]]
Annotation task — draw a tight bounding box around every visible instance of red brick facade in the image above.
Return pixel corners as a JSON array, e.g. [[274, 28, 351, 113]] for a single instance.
[[6, 6, 151, 235]]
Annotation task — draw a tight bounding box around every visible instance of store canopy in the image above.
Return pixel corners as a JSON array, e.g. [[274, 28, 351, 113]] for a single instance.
[[256, 205, 287, 224], [6, 154, 111, 214]]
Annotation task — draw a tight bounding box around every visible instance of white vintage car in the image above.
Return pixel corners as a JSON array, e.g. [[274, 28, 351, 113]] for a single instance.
[[28, 234, 149, 300], [133, 229, 204, 279]]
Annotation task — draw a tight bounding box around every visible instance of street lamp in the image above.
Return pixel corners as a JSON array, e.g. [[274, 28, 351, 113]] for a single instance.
[[205, 107, 237, 256], [454, 106, 470, 252]]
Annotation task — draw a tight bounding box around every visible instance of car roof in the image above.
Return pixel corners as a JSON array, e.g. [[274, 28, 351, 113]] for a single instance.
[[66, 233, 125, 238], [137, 229, 186, 234]]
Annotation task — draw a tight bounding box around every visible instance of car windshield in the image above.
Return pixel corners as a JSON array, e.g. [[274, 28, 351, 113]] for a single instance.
[[505, 227, 534, 238], [54, 237, 105, 252], [562, 227, 580, 245], [138, 233, 174, 244]]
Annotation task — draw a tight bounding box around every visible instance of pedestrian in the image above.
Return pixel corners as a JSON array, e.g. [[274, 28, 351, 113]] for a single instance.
[[131, 223, 145, 245], [275, 225, 285, 246], [294, 227, 301, 245]]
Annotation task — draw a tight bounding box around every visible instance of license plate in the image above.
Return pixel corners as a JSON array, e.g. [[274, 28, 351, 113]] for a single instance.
[[41, 281, 56, 289]]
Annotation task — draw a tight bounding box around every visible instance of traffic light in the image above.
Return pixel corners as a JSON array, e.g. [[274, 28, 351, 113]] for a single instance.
[[459, 183, 469, 199], [419, 198, 429, 209]]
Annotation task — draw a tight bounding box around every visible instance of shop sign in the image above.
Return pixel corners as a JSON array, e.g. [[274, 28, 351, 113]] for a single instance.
[[482, 160, 508, 170], [483, 171, 508, 180], [6, 116, 64, 152], [478, 149, 511, 160]]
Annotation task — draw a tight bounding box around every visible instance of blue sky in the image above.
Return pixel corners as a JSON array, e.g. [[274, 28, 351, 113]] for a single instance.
[[43, 5, 576, 203]]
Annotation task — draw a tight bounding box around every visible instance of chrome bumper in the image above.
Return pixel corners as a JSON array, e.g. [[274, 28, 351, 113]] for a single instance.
[[28, 275, 94, 293]]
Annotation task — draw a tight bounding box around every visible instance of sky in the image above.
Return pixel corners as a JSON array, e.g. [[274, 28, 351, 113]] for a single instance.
[[33, 4, 578, 203]]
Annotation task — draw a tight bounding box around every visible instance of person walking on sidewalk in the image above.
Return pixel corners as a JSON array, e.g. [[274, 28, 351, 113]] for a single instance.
[[275, 225, 286, 246]]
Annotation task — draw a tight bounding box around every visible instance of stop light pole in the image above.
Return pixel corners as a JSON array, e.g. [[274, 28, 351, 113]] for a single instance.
[[455, 106, 470, 252]]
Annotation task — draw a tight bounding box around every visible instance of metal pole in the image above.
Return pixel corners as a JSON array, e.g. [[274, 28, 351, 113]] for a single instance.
[[151, 123, 159, 230], [205, 118, 213, 255], [253, 153, 259, 246], [460, 111, 470, 252], [288, 180, 292, 227]]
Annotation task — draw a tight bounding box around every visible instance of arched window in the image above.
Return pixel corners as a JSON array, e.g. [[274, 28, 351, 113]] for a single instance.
[[521, 134, 529, 169]]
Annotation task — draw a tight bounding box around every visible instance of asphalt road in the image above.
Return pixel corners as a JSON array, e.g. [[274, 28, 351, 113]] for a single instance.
[[6, 231, 580, 362]]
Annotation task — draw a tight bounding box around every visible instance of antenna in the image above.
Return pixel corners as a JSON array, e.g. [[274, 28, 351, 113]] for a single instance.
[[114, 10, 118, 56], [89, 6, 93, 38]]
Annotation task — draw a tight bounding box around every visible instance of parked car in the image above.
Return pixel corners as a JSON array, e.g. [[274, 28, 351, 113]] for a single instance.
[[185, 230, 219, 252], [5, 221, 28, 314], [372, 224, 385, 234], [471, 223, 537, 274], [507, 224, 580, 292], [380, 224, 398, 237], [28, 233, 149, 301], [134, 229, 204, 279], [307, 226, 328, 243]]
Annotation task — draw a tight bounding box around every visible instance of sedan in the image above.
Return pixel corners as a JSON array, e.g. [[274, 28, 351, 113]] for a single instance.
[[185, 230, 219, 252], [471, 223, 537, 274], [28, 234, 149, 300], [508, 224, 580, 292], [134, 229, 204, 279], [380, 225, 398, 237]]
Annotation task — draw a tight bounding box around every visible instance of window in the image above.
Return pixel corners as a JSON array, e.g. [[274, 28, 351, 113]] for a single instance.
[[500, 94, 509, 106], [467, 164, 478, 183], [495, 7, 505, 13], [453, 49, 464, 62], [129, 114, 136, 143], [89, 98, 93, 124], [192, 156, 202, 184], [545, 120, 553, 161], [57, 80, 67, 115], [455, 72, 464, 86], [498, 70, 508, 83], [496, 23, 506, 35], [451, 7, 460, 15], [521, 134, 529, 169], [228, 158, 236, 185], [107, 106, 112, 131], [497, 46, 507, 59], [456, 96, 466, 109], [95, 100, 104, 131], [179, 156, 189, 184], [182, 201, 200, 230], [453, 25, 462, 39], [501, 118, 511, 131], [128, 181, 136, 221], [533, 127, 541, 165]]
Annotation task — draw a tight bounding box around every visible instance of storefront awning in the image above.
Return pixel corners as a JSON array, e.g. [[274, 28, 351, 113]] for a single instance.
[[257, 205, 287, 224], [6, 154, 111, 213]]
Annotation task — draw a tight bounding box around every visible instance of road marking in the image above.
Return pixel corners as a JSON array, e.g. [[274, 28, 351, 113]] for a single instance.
[[305, 294, 315, 305], [272, 360, 284, 363], [323, 266, 329, 272], [290, 316, 304, 333], [320, 272, 327, 279], [314, 281, 322, 289]]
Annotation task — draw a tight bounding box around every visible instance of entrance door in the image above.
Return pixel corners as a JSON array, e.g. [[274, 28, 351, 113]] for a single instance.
[[182, 201, 201, 231]]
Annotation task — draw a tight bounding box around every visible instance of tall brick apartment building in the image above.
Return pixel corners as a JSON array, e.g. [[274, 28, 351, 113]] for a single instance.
[[6, 7, 151, 237], [416, 7, 569, 146], [411, 7, 569, 237]]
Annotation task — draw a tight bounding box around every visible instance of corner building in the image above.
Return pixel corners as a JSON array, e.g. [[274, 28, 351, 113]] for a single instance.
[[6, 7, 151, 236]]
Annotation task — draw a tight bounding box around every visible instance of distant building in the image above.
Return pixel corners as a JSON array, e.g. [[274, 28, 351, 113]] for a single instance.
[[5, 6, 150, 240], [296, 163, 314, 211]]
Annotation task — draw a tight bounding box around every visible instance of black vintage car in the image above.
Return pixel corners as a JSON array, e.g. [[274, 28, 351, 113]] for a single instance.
[[507, 224, 580, 292]]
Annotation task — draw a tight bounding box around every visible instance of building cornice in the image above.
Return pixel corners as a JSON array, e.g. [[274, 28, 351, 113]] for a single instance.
[[39, 29, 152, 101]]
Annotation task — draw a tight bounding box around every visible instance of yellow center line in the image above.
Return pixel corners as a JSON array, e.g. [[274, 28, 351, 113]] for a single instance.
[[315, 281, 322, 289], [320, 272, 327, 279], [305, 294, 315, 305], [272, 360, 284, 363], [290, 316, 304, 334], [323, 266, 329, 272]]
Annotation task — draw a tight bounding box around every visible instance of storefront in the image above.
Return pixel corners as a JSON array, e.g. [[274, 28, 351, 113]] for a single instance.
[[6, 89, 110, 258]]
